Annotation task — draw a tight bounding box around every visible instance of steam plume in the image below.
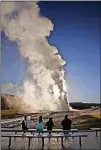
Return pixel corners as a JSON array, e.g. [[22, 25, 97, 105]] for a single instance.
[[1, 1, 70, 111]]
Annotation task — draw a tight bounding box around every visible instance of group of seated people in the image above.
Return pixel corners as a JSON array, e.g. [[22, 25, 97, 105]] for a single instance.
[[22, 115, 72, 134]]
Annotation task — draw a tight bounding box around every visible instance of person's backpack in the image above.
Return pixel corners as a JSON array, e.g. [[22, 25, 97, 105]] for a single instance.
[[36, 122, 43, 132]]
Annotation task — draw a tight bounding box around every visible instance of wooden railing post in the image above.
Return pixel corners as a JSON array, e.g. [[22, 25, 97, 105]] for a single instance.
[[8, 137, 11, 146], [96, 130, 98, 137], [28, 137, 30, 148], [61, 137, 63, 145], [42, 137, 44, 147], [79, 137, 82, 147]]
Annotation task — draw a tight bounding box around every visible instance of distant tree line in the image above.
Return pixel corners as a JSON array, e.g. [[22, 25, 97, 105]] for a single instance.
[[70, 102, 101, 110]]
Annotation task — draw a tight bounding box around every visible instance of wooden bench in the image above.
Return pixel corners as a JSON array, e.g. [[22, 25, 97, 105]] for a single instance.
[[1, 129, 78, 141], [1, 133, 87, 148], [1, 128, 78, 135], [90, 128, 101, 137], [2, 128, 100, 136]]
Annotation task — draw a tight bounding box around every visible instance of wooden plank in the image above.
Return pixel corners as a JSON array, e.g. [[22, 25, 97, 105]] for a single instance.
[[1, 128, 78, 133], [90, 128, 101, 130]]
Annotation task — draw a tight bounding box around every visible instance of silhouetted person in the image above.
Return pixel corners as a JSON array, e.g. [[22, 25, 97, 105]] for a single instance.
[[61, 115, 72, 134], [46, 117, 54, 134], [22, 116, 29, 134]]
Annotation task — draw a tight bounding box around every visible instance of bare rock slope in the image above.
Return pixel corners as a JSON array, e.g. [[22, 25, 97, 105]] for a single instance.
[[1, 94, 25, 110]]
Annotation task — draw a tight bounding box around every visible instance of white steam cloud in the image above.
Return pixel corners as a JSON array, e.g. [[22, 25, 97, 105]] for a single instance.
[[1, 82, 23, 96], [1, 1, 70, 111]]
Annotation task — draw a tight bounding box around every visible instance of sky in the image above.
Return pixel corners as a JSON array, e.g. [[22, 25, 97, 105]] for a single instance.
[[1, 1, 100, 103]]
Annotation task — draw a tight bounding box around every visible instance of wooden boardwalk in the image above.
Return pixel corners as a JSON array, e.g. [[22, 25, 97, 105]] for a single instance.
[[1, 131, 101, 150]]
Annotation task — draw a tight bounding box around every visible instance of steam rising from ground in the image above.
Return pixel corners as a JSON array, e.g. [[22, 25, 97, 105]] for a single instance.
[[1, 1, 70, 111]]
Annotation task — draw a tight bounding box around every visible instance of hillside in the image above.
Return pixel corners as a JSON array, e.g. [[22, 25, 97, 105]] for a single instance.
[[1, 94, 101, 111], [1, 94, 25, 110]]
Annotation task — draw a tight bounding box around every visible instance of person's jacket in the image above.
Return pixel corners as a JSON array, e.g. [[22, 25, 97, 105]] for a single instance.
[[61, 118, 71, 130], [46, 121, 54, 130], [22, 120, 28, 130]]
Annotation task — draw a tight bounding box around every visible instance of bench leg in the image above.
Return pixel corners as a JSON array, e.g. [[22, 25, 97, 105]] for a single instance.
[[72, 133, 74, 139], [57, 132, 59, 141], [42, 137, 44, 147], [8, 137, 11, 146], [28, 138, 30, 148], [72, 132, 74, 139], [15, 132, 17, 139], [96, 130, 98, 137], [61, 137, 63, 145], [79, 137, 82, 147]]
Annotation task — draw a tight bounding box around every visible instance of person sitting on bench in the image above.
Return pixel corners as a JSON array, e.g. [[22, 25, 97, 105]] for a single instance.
[[36, 116, 43, 134], [61, 115, 72, 134], [22, 116, 29, 134], [46, 117, 54, 134]]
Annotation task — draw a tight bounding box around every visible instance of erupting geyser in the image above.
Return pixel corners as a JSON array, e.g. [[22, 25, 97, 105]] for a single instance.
[[1, 1, 70, 111]]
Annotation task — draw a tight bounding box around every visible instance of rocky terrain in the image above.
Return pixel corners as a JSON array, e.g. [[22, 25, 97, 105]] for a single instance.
[[29, 108, 101, 130]]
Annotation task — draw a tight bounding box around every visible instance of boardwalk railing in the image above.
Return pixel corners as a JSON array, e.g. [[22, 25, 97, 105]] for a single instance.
[[90, 128, 101, 137], [1, 128, 101, 136], [1, 128, 78, 133], [2, 128, 101, 148], [1, 133, 88, 148], [1, 128, 101, 149]]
